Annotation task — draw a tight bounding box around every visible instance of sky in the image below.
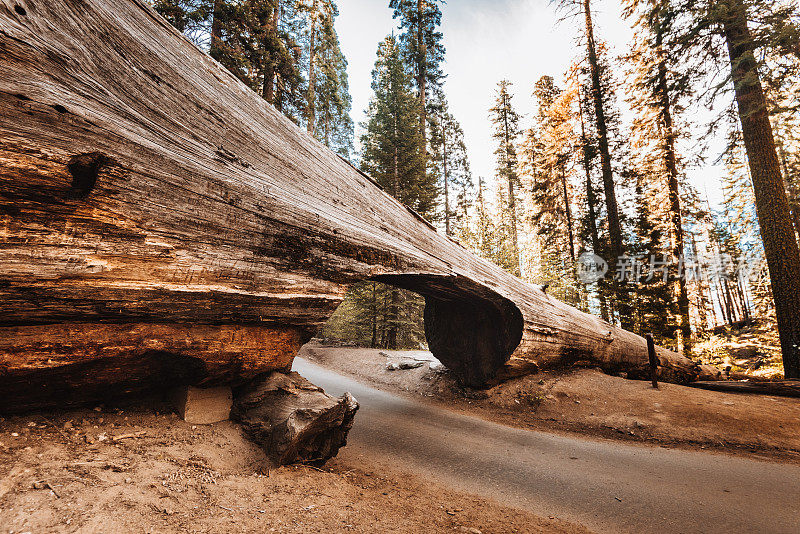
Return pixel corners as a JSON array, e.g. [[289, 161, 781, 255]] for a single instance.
[[335, 0, 727, 207]]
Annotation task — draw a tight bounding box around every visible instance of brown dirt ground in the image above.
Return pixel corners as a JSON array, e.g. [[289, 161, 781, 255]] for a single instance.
[[0, 397, 586, 534], [301, 343, 800, 463]]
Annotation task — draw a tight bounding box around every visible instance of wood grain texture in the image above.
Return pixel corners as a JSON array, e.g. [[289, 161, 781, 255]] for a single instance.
[[0, 0, 698, 400], [232, 371, 359, 465], [0, 323, 300, 412]]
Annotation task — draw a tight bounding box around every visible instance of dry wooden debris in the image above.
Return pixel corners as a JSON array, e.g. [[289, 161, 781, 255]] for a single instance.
[[232, 372, 358, 466]]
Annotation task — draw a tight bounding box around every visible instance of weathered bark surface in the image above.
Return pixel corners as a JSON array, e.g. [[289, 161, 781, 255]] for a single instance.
[[0, 0, 697, 404], [0, 323, 300, 413], [722, 2, 800, 379], [232, 371, 358, 465]]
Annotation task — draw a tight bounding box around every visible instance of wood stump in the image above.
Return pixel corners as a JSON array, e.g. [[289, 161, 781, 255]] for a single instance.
[[232, 372, 359, 465]]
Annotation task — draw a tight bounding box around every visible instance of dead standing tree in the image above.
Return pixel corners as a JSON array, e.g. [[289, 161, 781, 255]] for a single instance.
[[0, 0, 697, 411]]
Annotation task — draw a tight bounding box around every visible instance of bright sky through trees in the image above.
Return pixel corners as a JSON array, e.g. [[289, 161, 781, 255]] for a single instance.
[[336, 0, 726, 205]]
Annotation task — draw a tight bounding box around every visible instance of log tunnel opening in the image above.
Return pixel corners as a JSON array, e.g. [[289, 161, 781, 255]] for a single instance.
[[318, 273, 524, 388]]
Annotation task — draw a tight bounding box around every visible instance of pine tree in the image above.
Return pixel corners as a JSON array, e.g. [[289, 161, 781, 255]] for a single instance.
[[299, 0, 354, 157], [565, 44, 628, 322], [358, 35, 437, 349], [389, 0, 446, 160], [489, 80, 522, 277], [553, 0, 625, 265], [429, 93, 472, 235], [721, 127, 769, 318], [629, 172, 674, 341], [623, 0, 693, 353], [668, 0, 800, 377], [528, 76, 577, 261], [574, 80, 611, 321], [212, 1, 301, 112], [154, 0, 224, 49], [520, 76, 583, 305], [472, 176, 499, 262], [156, 0, 354, 146], [361, 35, 434, 217]]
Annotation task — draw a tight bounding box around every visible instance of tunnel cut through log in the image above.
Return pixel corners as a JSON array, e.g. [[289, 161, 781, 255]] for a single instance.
[[0, 0, 699, 412], [370, 274, 524, 387]]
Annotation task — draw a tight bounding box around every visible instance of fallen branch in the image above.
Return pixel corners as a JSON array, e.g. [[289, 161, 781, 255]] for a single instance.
[[112, 431, 147, 441], [686, 380, 800, 398], [34, 481, 60, 498]]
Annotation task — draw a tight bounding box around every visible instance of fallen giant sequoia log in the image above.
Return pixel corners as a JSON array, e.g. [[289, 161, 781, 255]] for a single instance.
[[0, 0, 698, 410]]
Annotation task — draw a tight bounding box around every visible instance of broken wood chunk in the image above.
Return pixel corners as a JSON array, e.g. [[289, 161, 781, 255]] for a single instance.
[[232, 372, 358, 466]]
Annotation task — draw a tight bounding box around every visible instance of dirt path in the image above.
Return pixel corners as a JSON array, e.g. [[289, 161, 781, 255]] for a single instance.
[[0, 397, 583, 534], [300, 343, 800, 461]]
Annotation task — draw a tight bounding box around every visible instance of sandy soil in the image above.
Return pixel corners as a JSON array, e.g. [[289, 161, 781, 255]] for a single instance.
[[0, 397, 586, 534], [301, 343, 800, 462]]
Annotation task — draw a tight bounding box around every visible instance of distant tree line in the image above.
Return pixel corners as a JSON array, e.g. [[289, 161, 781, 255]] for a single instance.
[[458, 0, 800, 376]]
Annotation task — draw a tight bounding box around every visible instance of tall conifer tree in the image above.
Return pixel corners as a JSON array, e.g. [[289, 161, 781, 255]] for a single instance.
[[667, 0, 800, 377], [300, 0, 354, 157], [490, 80, 522, 277], [429, 93, 472, 235], [624, 0, 693, 353], [361, 36, 434, 217], [389, 0, 446, 162], [359, 35, 435, 349]]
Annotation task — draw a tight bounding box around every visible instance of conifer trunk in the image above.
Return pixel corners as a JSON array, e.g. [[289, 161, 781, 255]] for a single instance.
[[210, 0, 224, 61], [416, 0, 427, 157], [386, 289, 401, 350], [582, 0, 622, 263], [722, 1, 800, 378], [262, 4, 277, 103], [370, 283, 378, 348], [560, 164, 576, 262], [477, 176, 490, 257], [656, 27, 692, 354], [502, 105, 520, 276], [443, 124, 450, 234], [690, 236, 710, 329], [578, 94, 610, 322]]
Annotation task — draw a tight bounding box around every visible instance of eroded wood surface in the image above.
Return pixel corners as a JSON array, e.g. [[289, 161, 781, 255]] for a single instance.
[[0, 0, 697, 405], [0, 323, 300, 412]]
